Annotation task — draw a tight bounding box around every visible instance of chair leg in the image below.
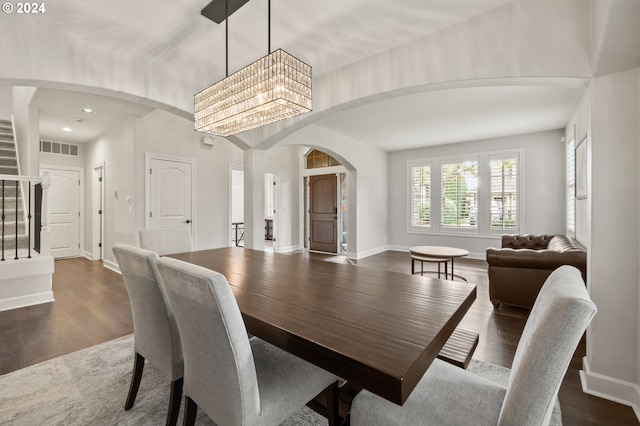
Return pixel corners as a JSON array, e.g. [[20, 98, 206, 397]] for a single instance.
[[166, 378, 183, 426], [325, 381, 340, 426], [124, 352, 145, 410], [183, 396, 198, 426]]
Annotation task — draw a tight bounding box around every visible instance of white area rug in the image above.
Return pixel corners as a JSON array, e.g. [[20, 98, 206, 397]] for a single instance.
[[0, 334, 562, 425], [0, 334, 326, 425]]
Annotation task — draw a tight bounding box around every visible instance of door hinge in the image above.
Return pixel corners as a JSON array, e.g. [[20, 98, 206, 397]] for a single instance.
[[273, 237, 276, 242], [98, 209, 102, 215], [149, 168, 152, 174], [78, 212, 80, 217], [78, 243, 80, 248], [98, 242, 102, 248], [78, 180, 80, 185], [98, 177, 102, 182], [273, 181, 276, 186], [150, 211, 153, 218]]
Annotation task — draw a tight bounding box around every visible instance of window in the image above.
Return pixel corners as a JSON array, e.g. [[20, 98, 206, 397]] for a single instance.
[[409, 163, 431, 227], [306, 149, 341, 169], [490, 156, 518, 230], [265, 173, 275, 219], [407, 150, 521, 235], [566, 139, 575, 236], [441, 161, 478, 229]]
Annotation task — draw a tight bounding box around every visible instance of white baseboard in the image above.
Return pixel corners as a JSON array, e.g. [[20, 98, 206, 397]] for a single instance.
[[580, 356, 640, 422], [83, 250, 93, 260], [280, 245, 301, 253], [350, 245, 390, 260], [0, 291, 54, 312], [103, 259, 120, 274]]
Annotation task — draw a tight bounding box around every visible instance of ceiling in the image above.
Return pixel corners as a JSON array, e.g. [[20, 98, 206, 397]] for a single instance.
[[25, 0, 589, 150]]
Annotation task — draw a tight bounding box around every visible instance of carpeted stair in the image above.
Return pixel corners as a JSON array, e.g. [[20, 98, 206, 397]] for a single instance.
[[0, 119, 29, 256]]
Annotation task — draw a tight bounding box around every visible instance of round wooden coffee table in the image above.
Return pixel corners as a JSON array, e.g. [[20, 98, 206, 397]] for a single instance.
[[409, 246, 469, 282]]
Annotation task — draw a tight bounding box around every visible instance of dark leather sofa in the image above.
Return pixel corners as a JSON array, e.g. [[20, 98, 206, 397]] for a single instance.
[[486, 234, 586, 309]]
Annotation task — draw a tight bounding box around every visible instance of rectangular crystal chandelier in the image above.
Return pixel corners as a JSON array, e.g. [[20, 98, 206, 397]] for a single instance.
[[194, 49, 312, 137]]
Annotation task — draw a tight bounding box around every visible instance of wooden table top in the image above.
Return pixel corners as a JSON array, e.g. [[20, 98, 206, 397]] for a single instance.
[[168, 247, 476, 405], [410, 245, 470, 259]]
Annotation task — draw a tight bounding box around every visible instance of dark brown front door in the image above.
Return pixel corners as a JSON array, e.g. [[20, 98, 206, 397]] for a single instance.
[[309, 174, 337, 253]]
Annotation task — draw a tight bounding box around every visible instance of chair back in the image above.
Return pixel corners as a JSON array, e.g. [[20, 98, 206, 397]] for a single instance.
[[113, 244, 183, 380], [139, 227, 194, 255], [498, 265, 596, 426], [156, 257, 260, 426]]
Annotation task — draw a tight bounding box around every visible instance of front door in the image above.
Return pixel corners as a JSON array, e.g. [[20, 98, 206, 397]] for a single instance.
[[309, 174, 337, 253], [148, 157, 193, 232], [42, 167, 81, 259]]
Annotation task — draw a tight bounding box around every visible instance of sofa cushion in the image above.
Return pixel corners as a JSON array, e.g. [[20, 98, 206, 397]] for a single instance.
[[547, 235, 585, 252], [502, 234, 554, 250]]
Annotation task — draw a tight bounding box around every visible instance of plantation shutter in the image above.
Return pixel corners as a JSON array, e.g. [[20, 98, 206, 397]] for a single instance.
[[410, 165, 430, 227], [441, 161, 478, 229], [490, 157, 518, 230], [566, 140, 576, 236]]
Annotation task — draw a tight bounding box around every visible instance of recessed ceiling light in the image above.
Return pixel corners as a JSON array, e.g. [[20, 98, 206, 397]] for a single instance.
[[62, 127, 73, 132], [82, 107, 95, 114], [75, 118, 84, 123]]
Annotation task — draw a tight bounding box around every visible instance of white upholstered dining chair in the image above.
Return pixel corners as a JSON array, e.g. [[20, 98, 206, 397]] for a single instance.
[[139, 227, 193, 256], [351, 265, 596, 426], [156, 256, 340, 426], [112, 245, 183, 426]]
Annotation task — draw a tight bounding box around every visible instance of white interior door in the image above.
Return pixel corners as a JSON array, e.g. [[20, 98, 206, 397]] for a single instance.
[[42, 167, 81, 259], [148, 157, 193, 231]]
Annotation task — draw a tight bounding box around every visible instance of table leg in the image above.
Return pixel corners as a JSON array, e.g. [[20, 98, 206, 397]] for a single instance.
[[451, 257, 454, 281]]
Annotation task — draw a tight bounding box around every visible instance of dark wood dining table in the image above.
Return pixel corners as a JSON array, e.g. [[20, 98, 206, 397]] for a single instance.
[[168, 247, 476, 405]]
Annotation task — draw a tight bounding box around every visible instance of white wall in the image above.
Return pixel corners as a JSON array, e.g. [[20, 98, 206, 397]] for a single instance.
[[133, 109, 243, 250], [84, 118, 136, 267], [388, 130, 565, 258], [0, 86, 12, 120], [565, 87, 591, 245], [265, 146, 300, 252], [581, 67, 640, 410], [40, 144, 86, 169], [251, 0, 591, 149], [12, 87, 39, 176]]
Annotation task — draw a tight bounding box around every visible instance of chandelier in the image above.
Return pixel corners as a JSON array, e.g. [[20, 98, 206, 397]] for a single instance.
[[195, 0, 312, 137]]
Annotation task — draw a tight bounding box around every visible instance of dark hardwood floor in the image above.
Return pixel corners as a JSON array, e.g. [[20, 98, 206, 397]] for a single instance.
[[0, 252, 637, 425]]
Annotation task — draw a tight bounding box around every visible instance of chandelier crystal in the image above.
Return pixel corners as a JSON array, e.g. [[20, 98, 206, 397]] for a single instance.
[[195, 49, 311, 137]]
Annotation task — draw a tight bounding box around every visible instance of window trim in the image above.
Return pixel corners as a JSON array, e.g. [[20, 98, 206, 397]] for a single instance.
[[406, 149, 523, 236], [487, 153, 520, 234], [440, 159, 479, 231], [566, 138, 576, 236]]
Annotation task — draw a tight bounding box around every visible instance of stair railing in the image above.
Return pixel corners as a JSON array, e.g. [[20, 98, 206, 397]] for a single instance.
[[0, 172, 50, 261]]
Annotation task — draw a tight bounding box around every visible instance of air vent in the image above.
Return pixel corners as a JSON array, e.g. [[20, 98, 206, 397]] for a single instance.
[[40, 140, 79, 156]]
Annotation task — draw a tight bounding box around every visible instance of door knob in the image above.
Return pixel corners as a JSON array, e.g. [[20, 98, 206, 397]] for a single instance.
[[184, 220, 192, 224]]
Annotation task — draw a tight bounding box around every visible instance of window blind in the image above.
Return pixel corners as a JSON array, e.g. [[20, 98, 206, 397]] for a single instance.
[[410, 165, 430, 227], [441, 161, 478, 229], [490, 158, 518, 230], [566, 140, 576, 235]]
